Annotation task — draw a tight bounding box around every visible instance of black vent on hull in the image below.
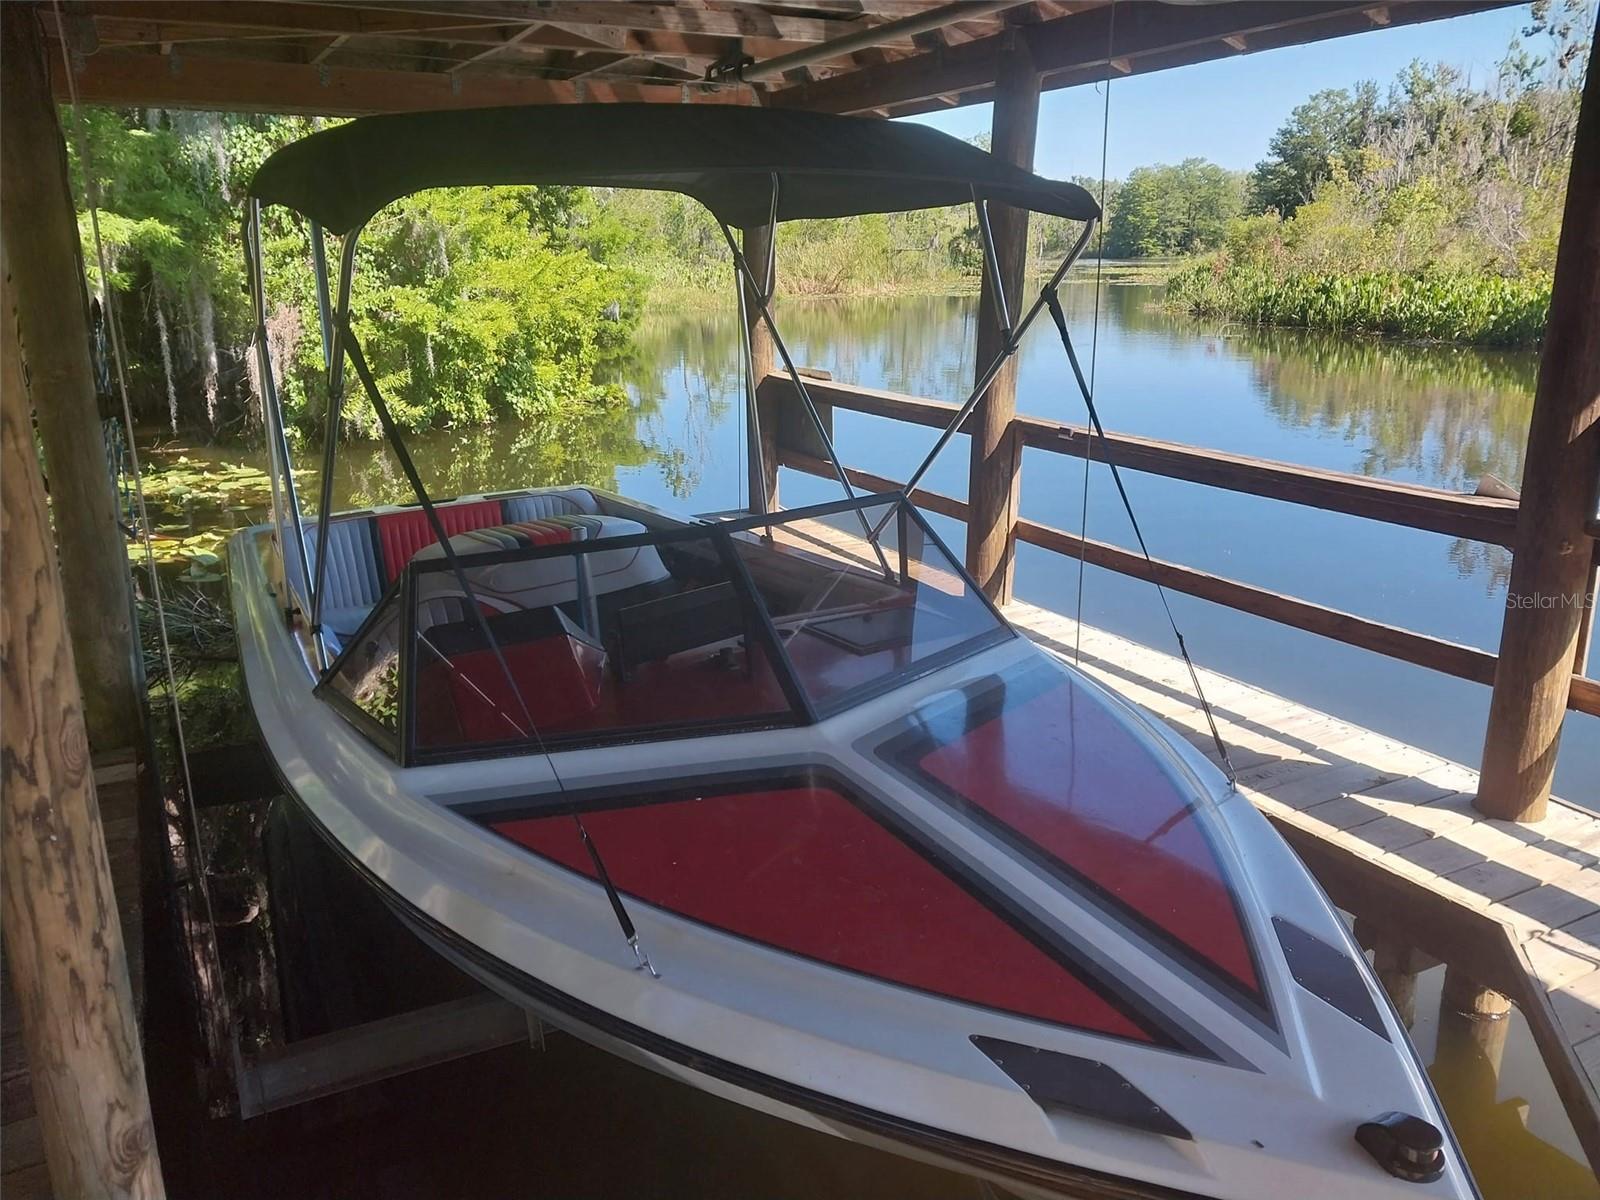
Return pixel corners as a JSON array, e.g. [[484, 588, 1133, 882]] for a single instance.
[[1272, 916, 1390, 1040], [970, 1036, 1192, 1141]]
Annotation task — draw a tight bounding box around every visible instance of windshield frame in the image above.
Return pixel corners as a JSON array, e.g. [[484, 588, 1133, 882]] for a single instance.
[[317, 492, 1014, 766]]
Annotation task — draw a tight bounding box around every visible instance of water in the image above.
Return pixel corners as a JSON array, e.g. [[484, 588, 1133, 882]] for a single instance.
[[156, 282, 1599, 1193], [209, 282, 1594, 801]]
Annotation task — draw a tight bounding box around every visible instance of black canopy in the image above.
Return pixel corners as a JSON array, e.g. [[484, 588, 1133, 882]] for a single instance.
[[247, 104, 1099, 234]]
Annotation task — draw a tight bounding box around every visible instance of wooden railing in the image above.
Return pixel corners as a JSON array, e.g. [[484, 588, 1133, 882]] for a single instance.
[[759, 375, 1600, 720]]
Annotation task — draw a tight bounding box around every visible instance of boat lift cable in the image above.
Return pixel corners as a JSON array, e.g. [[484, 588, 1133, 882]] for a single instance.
[[1076, 0, 1116, 671], [51, 8, 223, 940], [335, 318, 659, 977], [1041, 290, 1238, 788]]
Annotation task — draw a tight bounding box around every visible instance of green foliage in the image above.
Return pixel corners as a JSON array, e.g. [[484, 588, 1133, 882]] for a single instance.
[[1248, 84, 1379, 216], [1166, 261, 1549, 346], [602, 185, 984, 297], [1104, 159, 1245, 258], [1175, 6, 1588, 344], [70, 110, 641, 440]]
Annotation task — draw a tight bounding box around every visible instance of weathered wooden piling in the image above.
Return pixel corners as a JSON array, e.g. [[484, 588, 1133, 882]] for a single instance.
[[743, 223, 780, 513], [0, 1, 141, 754], [1477, 41, 1600, 822], [2, 252, 165, 1197], [964, 30, 1039, 606]]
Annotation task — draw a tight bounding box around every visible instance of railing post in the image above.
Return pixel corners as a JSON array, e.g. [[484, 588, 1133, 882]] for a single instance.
[[965, 29, 1039, 605], [3, 248, 166, 1200], [1477, 43, 1600, 822], [742, 223, 779, 513], [0, 1, 142, 753]]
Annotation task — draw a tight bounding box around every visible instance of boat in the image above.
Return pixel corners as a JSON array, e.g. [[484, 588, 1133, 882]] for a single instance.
[[230, 105, 1477, 1199]]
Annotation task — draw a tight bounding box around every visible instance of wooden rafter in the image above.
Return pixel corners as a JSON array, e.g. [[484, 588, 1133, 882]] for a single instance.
[[446, 20, 545, 73], [324, 1, 903, 45], [37, 0, 1522, 117], [769, 0, 1512, 113], [47, 43, 758, 113]]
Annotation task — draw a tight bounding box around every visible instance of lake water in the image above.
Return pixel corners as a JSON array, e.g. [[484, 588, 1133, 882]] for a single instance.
[[268, 281, 1596, 802]]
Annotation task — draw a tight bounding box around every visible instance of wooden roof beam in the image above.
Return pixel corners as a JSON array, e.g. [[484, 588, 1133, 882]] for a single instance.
[[769, 0, 1514, 113], [446, 20, 545, 72], [46, 44, 758, 113], [70, 13, 821, 74], [79, 1, 526, 39], [326, 1, 908, 45]]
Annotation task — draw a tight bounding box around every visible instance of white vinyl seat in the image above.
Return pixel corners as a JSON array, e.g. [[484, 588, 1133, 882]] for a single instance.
[[411, 513, 670, 622]]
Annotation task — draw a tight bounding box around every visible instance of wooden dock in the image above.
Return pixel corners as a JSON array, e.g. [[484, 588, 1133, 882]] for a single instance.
[[1002, 599, 1600, 1171]]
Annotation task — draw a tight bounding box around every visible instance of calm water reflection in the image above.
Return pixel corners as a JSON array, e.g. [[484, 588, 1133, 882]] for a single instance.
[[179, 282, 1598, 1194]]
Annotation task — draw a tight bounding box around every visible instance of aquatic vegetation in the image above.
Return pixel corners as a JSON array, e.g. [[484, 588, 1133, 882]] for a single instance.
[[123, 456, 306, 576], [1165, 263, 1550, 347], [134, 456, 304, 509]]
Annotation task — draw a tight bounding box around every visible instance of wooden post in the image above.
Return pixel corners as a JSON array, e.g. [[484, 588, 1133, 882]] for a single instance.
[[965, 31, 1039, 604], [1439, 966, 1512, 1076], [742, 224, 779, 512], [1356, 922, 1437, 1030], [1, 2, 142, 753], [2, 252, 165, 1199], [1477, 44, 1600, 822]]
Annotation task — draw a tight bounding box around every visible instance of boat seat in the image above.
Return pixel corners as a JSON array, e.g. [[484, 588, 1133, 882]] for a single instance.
[[501, 488, 601, 522], [307, 488, 610, 654], [374, 500, 505, 584], [411, 514, 669, 622]]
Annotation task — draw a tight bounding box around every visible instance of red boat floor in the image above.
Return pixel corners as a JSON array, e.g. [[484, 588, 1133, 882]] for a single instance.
[[912, 678, 1262, 1003], [490, 785, 1153, 1039]]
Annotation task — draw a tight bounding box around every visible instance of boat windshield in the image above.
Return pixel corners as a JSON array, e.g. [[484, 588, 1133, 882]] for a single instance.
[[317, 494, 1010, 765]]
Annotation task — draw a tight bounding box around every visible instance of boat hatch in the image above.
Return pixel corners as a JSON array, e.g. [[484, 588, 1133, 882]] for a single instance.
[[315, 494, 1013, 765]]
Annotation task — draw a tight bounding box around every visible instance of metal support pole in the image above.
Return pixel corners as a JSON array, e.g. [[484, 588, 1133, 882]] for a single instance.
[[246, 201, 318, 651], [308, 228, 362, 652], [973, 193, 1013, 339], [310, 222, 334, 368]]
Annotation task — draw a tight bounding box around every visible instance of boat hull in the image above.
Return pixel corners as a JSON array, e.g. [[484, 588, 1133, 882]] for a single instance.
[[230, 493, 1477, 1200]]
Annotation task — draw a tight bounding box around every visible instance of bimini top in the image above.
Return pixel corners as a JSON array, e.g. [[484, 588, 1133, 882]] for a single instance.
[[247, 104, 1100, 234]]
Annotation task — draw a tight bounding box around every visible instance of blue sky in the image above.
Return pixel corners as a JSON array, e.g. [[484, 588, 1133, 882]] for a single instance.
[[905, 4, 1540, 180]]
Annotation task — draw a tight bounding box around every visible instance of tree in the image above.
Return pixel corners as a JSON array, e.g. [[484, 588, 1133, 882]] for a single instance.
[[1105, 159, 1244, 258], [70, 109, 640, 439], [1248, 83, 1379, 215]]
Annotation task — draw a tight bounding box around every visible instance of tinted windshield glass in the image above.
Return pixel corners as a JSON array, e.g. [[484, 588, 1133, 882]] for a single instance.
[[732, 500, 1010, 713], [318, 495, 1009, 762], [321, 584, 403, 753], [405, 526, 798, 761]]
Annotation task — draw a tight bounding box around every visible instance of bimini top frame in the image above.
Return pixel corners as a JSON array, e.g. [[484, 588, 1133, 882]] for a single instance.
[[242, 103, 1101, 671]]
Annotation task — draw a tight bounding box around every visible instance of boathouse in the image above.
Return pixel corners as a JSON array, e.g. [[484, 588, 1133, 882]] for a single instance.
[[1, 2, 1595, 1196]]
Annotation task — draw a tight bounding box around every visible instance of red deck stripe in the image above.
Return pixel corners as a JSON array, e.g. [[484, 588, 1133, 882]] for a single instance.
[[913, 681, 1261, 999], [493, 786, 1151, 1039]]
